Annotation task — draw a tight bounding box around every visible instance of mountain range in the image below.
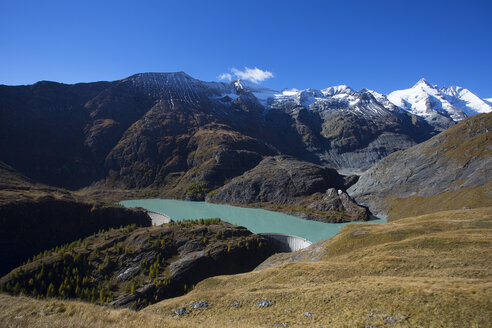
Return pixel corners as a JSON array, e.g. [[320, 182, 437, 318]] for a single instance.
[[0, 72, 490, 221]]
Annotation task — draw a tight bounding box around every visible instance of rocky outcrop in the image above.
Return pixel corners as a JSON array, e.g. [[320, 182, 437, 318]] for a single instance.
[[208, 156, 347, 203], [305, 188, 369, 221], [208, 156, 369, 222], [348, 112, 492, 220]]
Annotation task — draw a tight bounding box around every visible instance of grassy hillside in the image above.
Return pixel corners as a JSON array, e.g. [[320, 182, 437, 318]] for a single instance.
[[1, 207, 491, 327], [385, 180, 492, 220]]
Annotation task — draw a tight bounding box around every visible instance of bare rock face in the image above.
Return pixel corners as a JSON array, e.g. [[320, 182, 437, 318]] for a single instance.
[[208, 156, 369, 222]]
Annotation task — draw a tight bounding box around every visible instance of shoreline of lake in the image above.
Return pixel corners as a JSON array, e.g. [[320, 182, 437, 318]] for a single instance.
[[120, 199, 386, 243]]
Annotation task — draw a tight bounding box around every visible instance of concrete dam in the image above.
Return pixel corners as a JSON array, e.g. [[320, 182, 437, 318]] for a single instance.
[[259, 233, 312, 253], [147, 210, 172, 225]]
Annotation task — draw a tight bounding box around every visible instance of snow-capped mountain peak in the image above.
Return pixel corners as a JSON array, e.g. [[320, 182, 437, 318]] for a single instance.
[[387, 78, 491, 127], [268, 85, 360, 109], [387, 78, 467, 124], [233, 79, 263, 91], [361, 89, 400, 112], [413, 77, 437, 88]]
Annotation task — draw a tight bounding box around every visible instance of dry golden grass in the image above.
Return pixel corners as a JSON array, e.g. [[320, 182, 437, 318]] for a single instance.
[[430, 112, 492, 164], [1, 207, 491, 327], [385, 181, 492, 221], [0, 294, 188, 328]]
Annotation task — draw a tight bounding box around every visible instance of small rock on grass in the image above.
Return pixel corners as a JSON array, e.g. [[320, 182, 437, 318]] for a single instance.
[[191, 301, 209, 309], [257, 299, 274, 307], [231, 301, 241, 307], [384, 316, 397, 324], [304, 312, 315, 317], [384, 313, 406, 323], [173, 307, 187, 316]]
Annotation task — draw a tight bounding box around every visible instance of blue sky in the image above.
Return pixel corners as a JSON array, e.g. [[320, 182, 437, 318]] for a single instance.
[[1, 0, 491, 97]]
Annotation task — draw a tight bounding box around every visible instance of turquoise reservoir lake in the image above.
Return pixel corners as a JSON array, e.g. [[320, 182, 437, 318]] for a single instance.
[[119, 199, 386, 243]]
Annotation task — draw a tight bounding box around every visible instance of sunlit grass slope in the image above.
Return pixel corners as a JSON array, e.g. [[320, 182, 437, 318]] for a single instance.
[[1, 207, 491, 327]]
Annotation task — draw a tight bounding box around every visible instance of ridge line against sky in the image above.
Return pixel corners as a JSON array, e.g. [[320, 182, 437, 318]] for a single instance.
[[0, 0, 491, 97]]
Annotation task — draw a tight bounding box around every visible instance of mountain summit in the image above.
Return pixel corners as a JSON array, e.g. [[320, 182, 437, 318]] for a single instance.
[[387, 78, 491, 130]]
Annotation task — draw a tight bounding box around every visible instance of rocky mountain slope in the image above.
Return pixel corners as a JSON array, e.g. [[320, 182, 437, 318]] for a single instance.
[[1, 207, 490, 327], [264, 84, 436, 173], [0, 219, 275, 309], [348, 112, 492, 220], [208, 155, 368, 222]]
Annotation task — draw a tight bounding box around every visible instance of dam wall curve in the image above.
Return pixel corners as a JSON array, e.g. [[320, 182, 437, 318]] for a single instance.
[[259, 233, 312, 253], [147, 210, 172, 225]]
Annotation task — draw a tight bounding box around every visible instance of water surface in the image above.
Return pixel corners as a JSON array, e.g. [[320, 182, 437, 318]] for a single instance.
[[120, 199, 386, 243]]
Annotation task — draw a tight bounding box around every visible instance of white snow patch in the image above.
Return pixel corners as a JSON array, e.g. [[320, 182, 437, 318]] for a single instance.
[[440, 86, 492, 116], [321, 85, 355, 96], [253, 90, 277, 105]]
